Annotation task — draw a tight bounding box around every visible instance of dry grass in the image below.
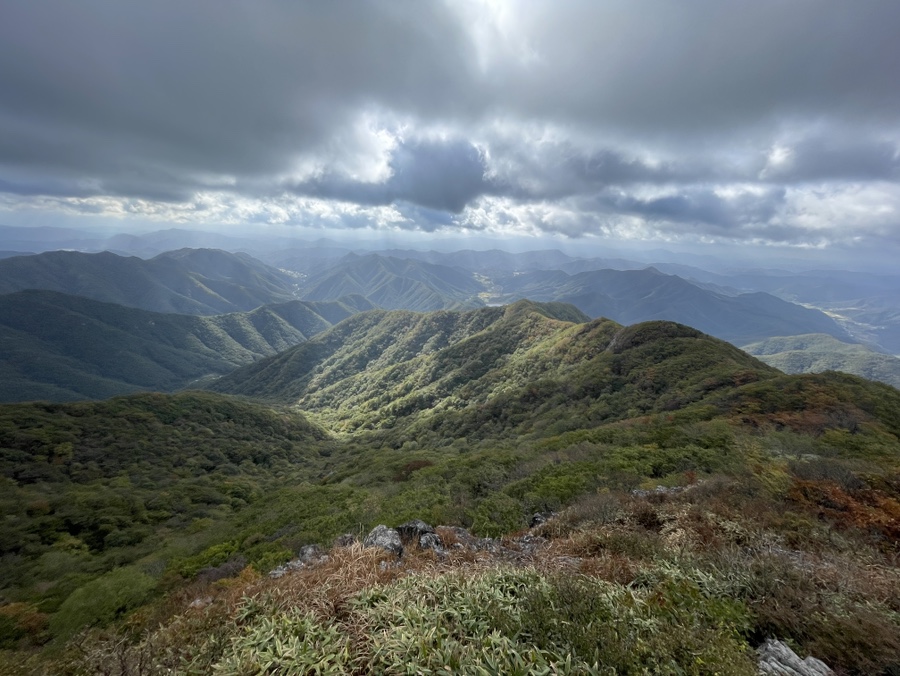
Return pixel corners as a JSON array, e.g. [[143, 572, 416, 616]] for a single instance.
[[39, 475, 900, 676]]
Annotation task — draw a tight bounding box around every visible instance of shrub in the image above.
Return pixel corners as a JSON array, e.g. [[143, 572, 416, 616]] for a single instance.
[[48, 567, 156, 641], [501, 571, 755, 675], [471, 493, 524, 538]]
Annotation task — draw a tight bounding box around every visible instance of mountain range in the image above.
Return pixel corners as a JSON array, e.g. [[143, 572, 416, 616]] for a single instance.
[[248, 250, 854, 345], [298, 253, 486, 312], [208, 300, 779, 437], [0, 243, 881, 406], [0, 248, 301, 315], [489, 266, 853, 345]]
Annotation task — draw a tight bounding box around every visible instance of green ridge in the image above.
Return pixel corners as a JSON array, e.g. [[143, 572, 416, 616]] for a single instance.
[[743, 333, 900, 388], [0, 290, 372, 402]]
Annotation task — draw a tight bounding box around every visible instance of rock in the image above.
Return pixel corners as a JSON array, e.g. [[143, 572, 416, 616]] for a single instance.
[[434, 525, 502, 554], [363, 524, 403, 557], [188, 596, 213, 609], [515, 533, 547, 554], [530, 512, 553, 528], [396, 519, 436, 544], [333, 533, 357, 548], [439, 526, 478, 549], [268, 544, 329, 578], [269, 559, 306, 578], [758, 639, 834, 676], [419, 531, 445, 554], [296, 544, 329, 567], [396, 519, 445, 553]]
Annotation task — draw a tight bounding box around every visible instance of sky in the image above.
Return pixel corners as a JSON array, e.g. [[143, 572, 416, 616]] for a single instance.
[[1, 1, 899, 263]]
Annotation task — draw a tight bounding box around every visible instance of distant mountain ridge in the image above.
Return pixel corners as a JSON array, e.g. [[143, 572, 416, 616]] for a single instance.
[[286, 251, 849, 345], [0, 290, 373, 402], [0, 248, 301, 315], [368, 248, 578, 272], [492, 267, 852, 345], [742, 333, 900, 389], [299, 253, 486, 311]]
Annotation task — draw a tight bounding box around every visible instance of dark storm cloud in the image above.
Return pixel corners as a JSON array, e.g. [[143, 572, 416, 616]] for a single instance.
[[288, 139, 489, 213], [0, 1, 478, 196], [0, 177, 94, 199], [388, 140, 488, 213], [394, 203, 461, 232], [487, 141, 725, 202]]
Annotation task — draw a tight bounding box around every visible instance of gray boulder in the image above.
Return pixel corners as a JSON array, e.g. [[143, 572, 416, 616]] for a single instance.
[[297, 544, 329, 566], [268, 543, 330, 578], [396, 519, 436, 544], [758, 639, 834, 676], [363, 524, 403, 557], [418, 531, 445, 554], [437, 525, 500, 553], [397, 519, 445, 553]]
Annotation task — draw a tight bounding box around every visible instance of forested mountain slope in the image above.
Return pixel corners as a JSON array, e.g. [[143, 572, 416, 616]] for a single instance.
[[3, 300, 900, 673], [743, 333, 900, 388], [0, 290, 372, 402], [210, 300, 780, 435]]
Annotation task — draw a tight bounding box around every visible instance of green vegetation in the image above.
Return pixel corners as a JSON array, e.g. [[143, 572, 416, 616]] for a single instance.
[[1, 302, 899, 673], [743, 332, 900, 388], [0, 290, 371, 402], [0, 391, 331, 646]]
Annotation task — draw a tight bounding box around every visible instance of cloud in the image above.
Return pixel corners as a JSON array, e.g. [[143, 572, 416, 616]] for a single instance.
[[0, 2, 477, 193], [0, 1, 899, 254], [287, 138, 489, 213], [607, 187, 787, 229], [761, 136, 900, 183], [478, 1, 900, 133]]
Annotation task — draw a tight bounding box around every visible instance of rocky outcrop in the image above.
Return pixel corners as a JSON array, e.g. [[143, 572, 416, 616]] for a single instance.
[[396, 519, 445, 554], [273, 518, 555, 578], [269, 543, 330, 578], [419, 532, 444, 552], [758, 639, 834, 676], [363, 525, 403, 557], [396, 519, 435, 543]]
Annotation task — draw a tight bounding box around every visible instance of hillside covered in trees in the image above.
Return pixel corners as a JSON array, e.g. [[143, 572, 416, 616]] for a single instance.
[[1, 302, 899, 673]]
